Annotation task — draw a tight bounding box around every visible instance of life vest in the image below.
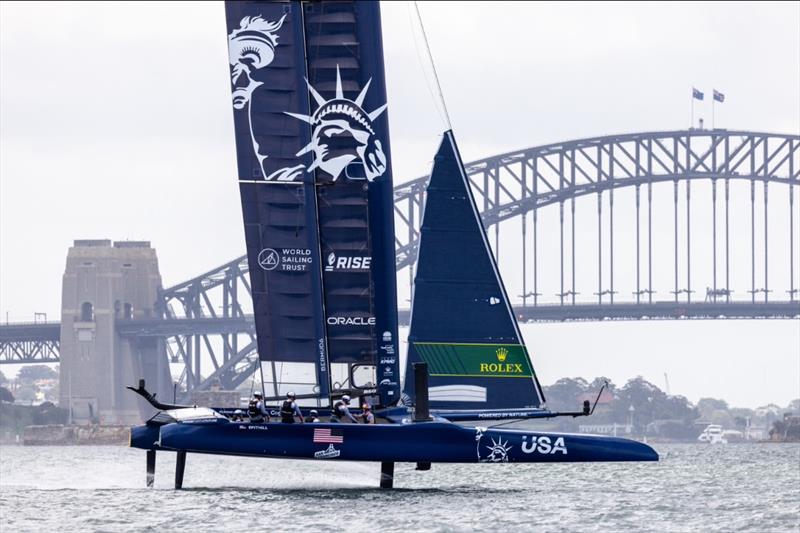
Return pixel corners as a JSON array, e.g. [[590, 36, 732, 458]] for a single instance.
[[362, 411, 374, 424], [280, 400, 295, 423], [248, 398, 263, 421]]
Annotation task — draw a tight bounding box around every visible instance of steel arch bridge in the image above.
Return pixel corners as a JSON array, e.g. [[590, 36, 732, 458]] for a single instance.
[[1, 129, 798, 398], [394, 129, 799, 303]]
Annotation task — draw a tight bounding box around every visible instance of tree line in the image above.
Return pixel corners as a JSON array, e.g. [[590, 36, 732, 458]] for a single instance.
[[541, 376, 799, 440]]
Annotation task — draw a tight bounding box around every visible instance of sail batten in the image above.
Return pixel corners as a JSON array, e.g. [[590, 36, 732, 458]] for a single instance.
[[403, 131, 546, 410]]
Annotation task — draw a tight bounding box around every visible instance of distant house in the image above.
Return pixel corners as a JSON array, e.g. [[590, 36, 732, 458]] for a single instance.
[[576, 389, 615, 408]]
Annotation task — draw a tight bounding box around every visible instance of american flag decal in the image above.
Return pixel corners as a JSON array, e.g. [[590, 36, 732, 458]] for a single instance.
[[313, 428, 344, 444]]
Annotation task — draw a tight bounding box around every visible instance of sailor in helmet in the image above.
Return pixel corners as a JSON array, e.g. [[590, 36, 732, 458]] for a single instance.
[[358, 403, 376, 424], [331, 395, 358, 423], [280, 392, 304, 424], [304, 409, 320, 423], [248, 391, 268, 423]]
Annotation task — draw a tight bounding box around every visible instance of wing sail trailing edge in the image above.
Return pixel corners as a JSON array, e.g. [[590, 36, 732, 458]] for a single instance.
[[403, 131, 547, 411]]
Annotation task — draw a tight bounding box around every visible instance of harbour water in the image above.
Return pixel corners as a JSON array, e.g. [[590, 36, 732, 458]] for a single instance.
[[1, 443, 798, 532]]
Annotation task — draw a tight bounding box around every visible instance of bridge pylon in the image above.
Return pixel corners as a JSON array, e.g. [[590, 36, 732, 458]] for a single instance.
[[58, 240, 170, 423]]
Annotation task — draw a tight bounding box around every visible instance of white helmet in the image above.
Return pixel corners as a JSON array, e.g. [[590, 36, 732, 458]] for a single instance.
[[342, 395, 351, 404], [287, 391, 296, 398]]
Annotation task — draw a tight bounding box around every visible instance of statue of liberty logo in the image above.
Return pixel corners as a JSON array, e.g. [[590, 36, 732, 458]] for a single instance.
[[228, 14, 387, 183]]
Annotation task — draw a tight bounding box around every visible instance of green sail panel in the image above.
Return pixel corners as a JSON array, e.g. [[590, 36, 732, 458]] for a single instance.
[[413, 343, 533, 378]]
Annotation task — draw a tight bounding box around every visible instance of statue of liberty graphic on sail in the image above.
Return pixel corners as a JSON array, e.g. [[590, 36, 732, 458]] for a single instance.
[[228, 15, 387, 182]]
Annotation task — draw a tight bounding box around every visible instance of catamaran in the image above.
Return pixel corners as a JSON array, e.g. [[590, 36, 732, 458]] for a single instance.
[[129, 0, 657, 489]]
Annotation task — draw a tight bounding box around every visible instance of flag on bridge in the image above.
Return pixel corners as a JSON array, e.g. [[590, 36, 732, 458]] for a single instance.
[[713, 89, 725, 103], [692, 87, 704, 100]]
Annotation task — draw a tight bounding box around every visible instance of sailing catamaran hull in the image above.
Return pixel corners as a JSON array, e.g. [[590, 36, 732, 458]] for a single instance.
[[132, 421, 658, 464]]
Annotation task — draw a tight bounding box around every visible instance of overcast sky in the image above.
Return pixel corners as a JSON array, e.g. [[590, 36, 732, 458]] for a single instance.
[[1, 1, 798, 407]]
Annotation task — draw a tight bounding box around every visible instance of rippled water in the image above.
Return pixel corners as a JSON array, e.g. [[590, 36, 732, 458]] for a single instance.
[[1, 443, 798, 532]]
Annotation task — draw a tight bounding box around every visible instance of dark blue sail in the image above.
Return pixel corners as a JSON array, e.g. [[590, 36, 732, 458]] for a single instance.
[[225, 0, 400, 407], [226, 2, 330, 402], [403, 131, 546, 411]]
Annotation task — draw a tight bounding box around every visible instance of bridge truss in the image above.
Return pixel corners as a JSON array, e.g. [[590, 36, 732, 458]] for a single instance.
[[0, 323, 60, 365], [119, 256, 260, 394]]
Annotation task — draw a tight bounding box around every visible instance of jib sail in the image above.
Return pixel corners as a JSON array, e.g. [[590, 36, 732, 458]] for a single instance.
[[403, 131, 546, 411], [225, 0, 400, 407]]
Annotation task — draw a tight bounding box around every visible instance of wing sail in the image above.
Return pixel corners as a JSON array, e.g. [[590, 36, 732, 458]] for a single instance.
[[225, 1, 401, 407]]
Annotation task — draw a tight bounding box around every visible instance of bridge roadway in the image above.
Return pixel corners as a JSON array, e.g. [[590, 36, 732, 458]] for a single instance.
[[114, 301, 800, 334], [4, 300, 798, 364], [0, 322, 60, 364]]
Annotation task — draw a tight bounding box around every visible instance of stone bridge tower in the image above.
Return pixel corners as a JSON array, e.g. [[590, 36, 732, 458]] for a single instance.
[[59, 240, 171, 424]]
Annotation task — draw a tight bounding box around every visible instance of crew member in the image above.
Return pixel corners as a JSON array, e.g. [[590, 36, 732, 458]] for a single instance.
[[304, 409, 320, 423], [359, 403, 376, 424], [330, 395, 358, 423], [280, 391, 304, 424], [248, 392, 268, 423]]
